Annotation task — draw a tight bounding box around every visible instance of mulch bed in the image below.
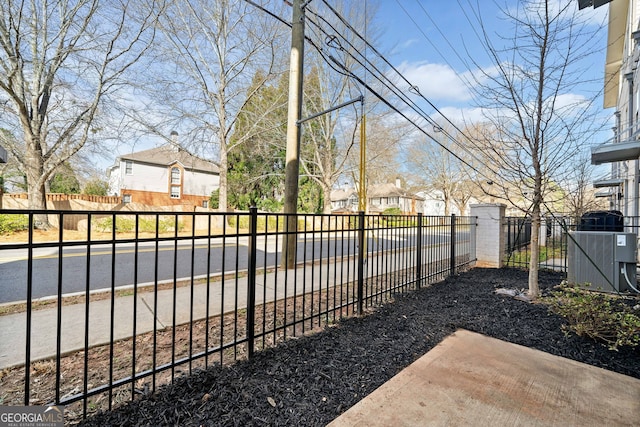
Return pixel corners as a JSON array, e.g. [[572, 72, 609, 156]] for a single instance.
[[78, 268, 640, 426]]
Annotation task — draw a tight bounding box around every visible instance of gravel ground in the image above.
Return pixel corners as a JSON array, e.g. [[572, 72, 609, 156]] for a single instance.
[[79, 268, 640, 426]]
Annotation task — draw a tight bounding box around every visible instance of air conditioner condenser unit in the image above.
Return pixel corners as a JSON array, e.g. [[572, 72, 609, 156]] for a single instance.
[[567, 231, 638, 293]]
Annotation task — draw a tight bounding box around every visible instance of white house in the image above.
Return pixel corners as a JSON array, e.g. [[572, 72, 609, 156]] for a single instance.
[[416, 190, 478, 216], [107, 141, 219, 208], [330, 179, 424, 214]]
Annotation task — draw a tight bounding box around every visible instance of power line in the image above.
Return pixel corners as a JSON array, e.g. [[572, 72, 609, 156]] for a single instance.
[[312, 1, 496, 171], [305, 5, 500, 180], [243, 0, 503, 184]]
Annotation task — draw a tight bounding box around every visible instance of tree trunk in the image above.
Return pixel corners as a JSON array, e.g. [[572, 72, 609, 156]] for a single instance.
[[528, 199, 541, 298], [443, 193, 450, 216], [322, 180, 332, 214], [25, 145, 50, 229], [218, 142, 228, 213]]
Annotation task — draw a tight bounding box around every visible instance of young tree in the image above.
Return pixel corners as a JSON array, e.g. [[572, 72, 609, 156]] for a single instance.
[[465, 0, 607, 297], [0, 0, 161, 227]]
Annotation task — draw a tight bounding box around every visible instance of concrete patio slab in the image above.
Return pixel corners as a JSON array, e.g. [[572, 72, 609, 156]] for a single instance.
[[328, 329, 640, 427]]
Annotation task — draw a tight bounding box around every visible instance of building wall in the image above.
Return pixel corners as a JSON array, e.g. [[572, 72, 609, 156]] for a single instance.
[[109, 159, 218, 207], [613, 1, 640, 219], [121, 161, 169, 193], [183, 168, 219, 194], [119, 188, 210, 208]]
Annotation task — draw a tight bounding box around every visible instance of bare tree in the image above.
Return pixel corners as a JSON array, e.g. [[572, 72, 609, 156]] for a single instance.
[[463, 0, 606, 297], [342, 114, 408, 207], [136, 0, 288, 214], [299, 0, 381, 214], [562, 154, 609, 218], [0, 0, 161, 226], [405, 123, 480, 216]]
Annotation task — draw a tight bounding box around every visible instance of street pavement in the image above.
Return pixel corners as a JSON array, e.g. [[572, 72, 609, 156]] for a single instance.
[[0, 261, 350, 369]]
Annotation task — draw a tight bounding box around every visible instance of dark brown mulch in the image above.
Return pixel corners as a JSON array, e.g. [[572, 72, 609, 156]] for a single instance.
[[79, 268, 640, 426]]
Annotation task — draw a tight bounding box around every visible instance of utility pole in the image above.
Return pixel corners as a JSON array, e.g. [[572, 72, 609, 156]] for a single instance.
[[282, 0, 305, 269], [358, 107, 366, 212]]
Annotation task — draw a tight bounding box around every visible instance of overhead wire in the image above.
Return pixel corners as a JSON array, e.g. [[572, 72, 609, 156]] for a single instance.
[[241, 0, 506, 185], [312, 1, 498, 175], [305, 4, 502, 181]]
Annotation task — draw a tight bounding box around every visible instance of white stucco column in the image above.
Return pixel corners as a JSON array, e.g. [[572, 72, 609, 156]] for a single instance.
[[470, 203, 506, 268]]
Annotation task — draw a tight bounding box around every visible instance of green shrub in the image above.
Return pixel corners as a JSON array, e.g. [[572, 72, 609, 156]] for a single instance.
[[93, 216, 184, 234], [382, 207, 401, 215], [0, 214, 29, 234], [545, 284, 640, 350]]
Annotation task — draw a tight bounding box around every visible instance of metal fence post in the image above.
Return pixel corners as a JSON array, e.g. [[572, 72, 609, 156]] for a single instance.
[[24, 213, 34, 405], [450, 214, 456, 276], [247, 207, 258, 358], [416, 213, 423, 288], [357, 210, 365, 315]]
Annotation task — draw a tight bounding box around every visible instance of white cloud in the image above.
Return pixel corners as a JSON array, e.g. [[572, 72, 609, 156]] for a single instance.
[[433, 106, 488, 125], [396, 61, 472, 102]]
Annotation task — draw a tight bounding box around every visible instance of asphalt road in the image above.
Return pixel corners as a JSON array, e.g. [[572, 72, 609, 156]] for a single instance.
[[0, 230, 462, 304]]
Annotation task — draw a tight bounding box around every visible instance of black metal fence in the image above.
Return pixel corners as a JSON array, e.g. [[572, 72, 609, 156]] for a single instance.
[[0, 209, 475, 421], [503, 215, 640, 272]]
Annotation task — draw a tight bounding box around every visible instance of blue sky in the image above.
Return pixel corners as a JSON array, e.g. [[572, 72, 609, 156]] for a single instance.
[[372, 0, 611, 125]]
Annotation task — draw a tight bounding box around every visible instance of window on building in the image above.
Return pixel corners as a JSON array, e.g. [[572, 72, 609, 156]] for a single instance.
[[171, 167, 181, 184], [125, 160, 133, 175], [389, 196, 399, 205], [123, 194, 132, 203], [170, 185, 181, 199]]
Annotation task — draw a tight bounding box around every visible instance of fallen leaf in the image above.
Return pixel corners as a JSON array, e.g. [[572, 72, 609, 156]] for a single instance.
[[267, 396, 277, 407]]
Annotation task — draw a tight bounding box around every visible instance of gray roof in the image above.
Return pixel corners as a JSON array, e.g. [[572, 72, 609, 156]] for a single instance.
[[119, 145, 219, 174], [367, 183, 424, 200], [330, 184, 424, 202]]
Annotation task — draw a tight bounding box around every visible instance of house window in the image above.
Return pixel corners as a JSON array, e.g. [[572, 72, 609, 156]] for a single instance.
[[202, 200, 209, 208], [123, 194, 132, 203], [125, 160, 133, 175], [171, 167, 181, 184], [389, 196, 399, 205], [170, 185, 181, 199]]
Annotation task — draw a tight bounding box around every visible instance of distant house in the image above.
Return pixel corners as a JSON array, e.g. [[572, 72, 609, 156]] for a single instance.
[[330, 179, 424, 215], [417, 190, 448, 216], [330, 188, 359, 213], [417, 190, 479, 216], [107, 142, 219, 208]]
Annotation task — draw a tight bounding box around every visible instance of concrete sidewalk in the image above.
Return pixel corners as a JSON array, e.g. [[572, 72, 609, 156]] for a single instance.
[[329, 329, 640, 427], [0, 261, 351, 369]]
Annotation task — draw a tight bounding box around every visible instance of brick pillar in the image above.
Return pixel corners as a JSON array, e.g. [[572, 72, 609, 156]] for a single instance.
[[470, 203, 506, 268]]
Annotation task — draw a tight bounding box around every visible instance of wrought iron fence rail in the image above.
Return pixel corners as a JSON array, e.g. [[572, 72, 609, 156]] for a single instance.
[[0, 208, 474, 419]]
